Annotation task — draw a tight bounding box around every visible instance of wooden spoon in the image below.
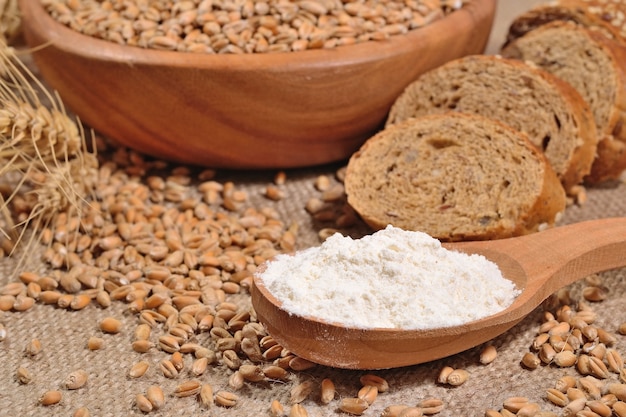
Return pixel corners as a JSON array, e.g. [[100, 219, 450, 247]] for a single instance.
[[251, 217, 626, 370]]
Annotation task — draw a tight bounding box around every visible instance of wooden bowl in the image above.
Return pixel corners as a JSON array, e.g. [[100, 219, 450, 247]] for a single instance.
[[19, 0, 496, 169]]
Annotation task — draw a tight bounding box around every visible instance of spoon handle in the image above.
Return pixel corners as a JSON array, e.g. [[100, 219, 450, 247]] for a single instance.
[[447, 217, 626, 297]]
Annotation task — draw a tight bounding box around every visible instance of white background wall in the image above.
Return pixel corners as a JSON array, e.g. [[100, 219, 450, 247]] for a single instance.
[[486, 0, 549, 54]]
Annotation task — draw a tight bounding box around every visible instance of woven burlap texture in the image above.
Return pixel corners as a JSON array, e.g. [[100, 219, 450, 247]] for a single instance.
[[0, 162, 624, 417]]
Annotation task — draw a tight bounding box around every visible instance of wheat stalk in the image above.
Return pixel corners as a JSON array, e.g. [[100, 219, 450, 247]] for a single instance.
[[0, 40, 98, 266], [0, 0, 20, 44]]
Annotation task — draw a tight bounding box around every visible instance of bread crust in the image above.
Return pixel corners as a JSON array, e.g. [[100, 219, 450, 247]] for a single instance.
[[386, 55, 598, 192], [586, 27, 626, 182], [561, 0, 626, 41], [345, 113, 567, 242], [501, 21, 626, 183], [503, 2, 624, 47]]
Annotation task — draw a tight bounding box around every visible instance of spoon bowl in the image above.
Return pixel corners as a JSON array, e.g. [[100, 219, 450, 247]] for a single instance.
[[251, 218, 626, 369]]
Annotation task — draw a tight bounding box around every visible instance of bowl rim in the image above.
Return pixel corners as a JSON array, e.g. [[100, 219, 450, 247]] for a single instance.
[[20, 0, 496, 69]]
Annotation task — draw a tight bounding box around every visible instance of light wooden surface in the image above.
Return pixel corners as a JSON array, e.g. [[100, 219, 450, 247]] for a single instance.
[[252, 218, 626, 370], [19, 0, 495, 169]]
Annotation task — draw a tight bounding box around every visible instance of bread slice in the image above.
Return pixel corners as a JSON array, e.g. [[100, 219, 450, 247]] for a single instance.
[[386, 55, 598, 192], [503, 1, 625, 47], [561, 0, 626, 40], [344, 113, 567, 242], [501, 21, 626, 183]]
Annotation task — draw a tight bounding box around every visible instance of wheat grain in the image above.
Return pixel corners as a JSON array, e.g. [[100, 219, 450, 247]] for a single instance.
[[42, 0, 462, 54]]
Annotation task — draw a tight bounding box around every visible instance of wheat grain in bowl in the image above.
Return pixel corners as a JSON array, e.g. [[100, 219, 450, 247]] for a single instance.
[[18, 0, 496, 168]]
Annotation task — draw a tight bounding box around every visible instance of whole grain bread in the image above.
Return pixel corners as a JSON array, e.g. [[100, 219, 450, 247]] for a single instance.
[[503, 1, 625, 47], [344, 113, 567, 242], [564, 0, 626, 39], [501, 21, 626, 183], [386, 55, 598, 192]]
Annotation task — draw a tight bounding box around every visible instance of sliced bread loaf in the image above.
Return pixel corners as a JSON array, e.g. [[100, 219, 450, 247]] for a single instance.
[[386, 55, 598, 192], [561, 0, 626, 40], [344, 113, 567, 242], [501, 21, 626, 183], [503, 1, 625, 47]]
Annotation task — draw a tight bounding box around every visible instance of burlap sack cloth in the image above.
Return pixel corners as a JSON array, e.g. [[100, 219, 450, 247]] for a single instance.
[[1, 1, 625, 416]]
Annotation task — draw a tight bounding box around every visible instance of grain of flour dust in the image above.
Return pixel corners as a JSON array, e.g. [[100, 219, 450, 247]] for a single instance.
[[259, 225, 520, 329]]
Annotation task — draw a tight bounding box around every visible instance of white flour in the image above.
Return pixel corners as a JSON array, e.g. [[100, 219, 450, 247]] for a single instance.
[[259, 225, 520, 330]]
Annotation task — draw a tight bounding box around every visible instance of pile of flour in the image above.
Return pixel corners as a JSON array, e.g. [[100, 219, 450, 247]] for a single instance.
[[259, 225, 520, 330]]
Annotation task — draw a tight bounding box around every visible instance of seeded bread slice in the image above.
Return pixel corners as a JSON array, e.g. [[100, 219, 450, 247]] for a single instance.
[[386, 55, 598, 192], [344, 113, 567, 242], [501, 21, 626, 183], [503, 1, 625, 47]]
